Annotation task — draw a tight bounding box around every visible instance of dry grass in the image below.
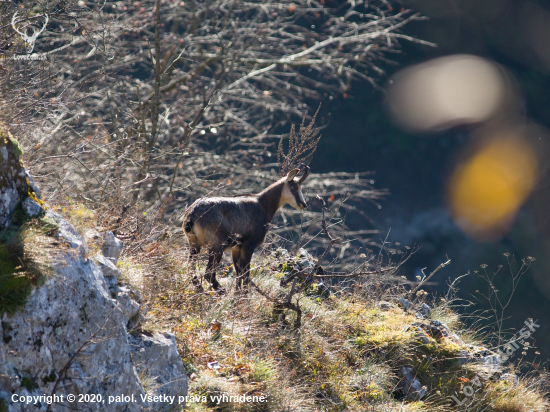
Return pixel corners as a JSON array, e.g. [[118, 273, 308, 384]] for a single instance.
[[130, 243, 548, 412], [55, 202, 96, 238], [54, 200, 549, 412]]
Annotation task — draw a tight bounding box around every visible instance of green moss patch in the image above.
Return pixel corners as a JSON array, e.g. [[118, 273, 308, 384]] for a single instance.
[[0, 207, 57, 316], [20, 376, 39, 391], [42, 371, 57, 384], [9, 136, 23, 159], [0, 397, 8, 412]]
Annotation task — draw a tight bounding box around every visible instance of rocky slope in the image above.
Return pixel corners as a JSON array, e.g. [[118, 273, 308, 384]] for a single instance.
[[0, 128, 187, 411]]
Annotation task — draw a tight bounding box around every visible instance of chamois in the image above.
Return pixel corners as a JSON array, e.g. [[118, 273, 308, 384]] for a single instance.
[[183, 165, 310, 291]]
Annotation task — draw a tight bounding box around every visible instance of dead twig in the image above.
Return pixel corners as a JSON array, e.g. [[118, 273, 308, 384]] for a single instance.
[[411, 257, 451, 295], [278, 104, 322, 175]]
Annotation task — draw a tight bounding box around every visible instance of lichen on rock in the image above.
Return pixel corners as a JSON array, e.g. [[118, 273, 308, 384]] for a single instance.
[[0, 126, 35, 228]]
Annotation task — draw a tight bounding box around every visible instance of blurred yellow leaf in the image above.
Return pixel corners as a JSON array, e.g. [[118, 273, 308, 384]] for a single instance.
[[448, 136, 537, 240]]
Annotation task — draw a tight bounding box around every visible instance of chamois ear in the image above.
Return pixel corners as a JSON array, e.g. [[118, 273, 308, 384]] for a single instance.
[[286, 168, 300, 181]]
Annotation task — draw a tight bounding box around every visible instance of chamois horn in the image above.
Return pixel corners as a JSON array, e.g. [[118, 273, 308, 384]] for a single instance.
[[298, 164, 310, 183]]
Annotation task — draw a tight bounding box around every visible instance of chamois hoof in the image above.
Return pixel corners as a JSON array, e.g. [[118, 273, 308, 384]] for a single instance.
[[210, 287, 227, 296], [211, 282, 226, 295], [211, 286, 226, 295]]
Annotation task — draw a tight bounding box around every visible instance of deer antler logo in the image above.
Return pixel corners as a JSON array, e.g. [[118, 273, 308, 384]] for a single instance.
[[11, 12, 48, 54]]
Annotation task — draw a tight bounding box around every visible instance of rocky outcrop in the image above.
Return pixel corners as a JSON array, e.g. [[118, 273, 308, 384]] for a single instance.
[[411, 319, 503, 369], [0, 211, 149, 412], [391, 301, 507, 401], [0, 129, 40, 228], [102, 231, 123, 262], [396, 366, 427, 400], [0, 132, 187, 411], [128, 332, 188, 412]]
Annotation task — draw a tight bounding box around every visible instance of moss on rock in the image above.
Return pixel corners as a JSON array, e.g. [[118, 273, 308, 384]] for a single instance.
[[0, 205, 56, 315], [0, 123, 33, 228]]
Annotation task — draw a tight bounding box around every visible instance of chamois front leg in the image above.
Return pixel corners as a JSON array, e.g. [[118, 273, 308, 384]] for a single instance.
[[236, 243, 256, 290], [205, 247, 224, 293]]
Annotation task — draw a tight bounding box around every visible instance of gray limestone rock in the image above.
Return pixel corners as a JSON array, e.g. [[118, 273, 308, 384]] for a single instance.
[[0, 210, 147, 412], [457, 350, 471, 366], [22, 197, 42, 218], [421, 303, 431, 318], [94, 253, 122, 290], [116, 285, 142, 329], [414, 330, 431, 345], [500, 373, 519, 387], [128, 332, 188, 411], [397, 366, 427, 400], [295, 247, 316, 269], [25, 172, 41, 200], [376, 301, 395, 310], [0, 141, 187, 411], [398, 297, 413, 311], [0, 131, 35, 227], [102, 231, 123, 263]]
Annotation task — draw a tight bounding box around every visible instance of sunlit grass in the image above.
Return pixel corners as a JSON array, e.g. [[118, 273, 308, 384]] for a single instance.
[[123, 243, 549, 412]]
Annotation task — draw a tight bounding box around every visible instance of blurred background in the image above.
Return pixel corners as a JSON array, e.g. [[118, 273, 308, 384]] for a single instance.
[[312, 0, 550, 365], [3, 0, 547, 369]]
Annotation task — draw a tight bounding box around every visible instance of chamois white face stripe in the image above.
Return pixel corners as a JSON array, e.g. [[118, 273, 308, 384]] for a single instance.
[[280, 181, 306, 210]]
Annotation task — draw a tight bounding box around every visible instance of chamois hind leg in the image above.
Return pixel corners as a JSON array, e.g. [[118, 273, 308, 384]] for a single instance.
[[205, 247, 224, 293], [188, 246, 203, 292]]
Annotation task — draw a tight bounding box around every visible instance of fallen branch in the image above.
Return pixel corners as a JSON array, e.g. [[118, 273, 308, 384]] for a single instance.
[[247, 277, 301, 329], [283, 268, 435, 286]]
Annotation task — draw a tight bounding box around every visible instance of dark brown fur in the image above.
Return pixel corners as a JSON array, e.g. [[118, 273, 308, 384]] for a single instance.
[[183, 168, 308, 291]]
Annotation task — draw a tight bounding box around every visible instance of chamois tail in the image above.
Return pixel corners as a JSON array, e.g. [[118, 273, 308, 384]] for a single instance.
[[184, 218, 194, 233]]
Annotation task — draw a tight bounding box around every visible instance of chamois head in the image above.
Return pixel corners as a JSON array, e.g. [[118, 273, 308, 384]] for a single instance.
[[280, 164, 310, 210]]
